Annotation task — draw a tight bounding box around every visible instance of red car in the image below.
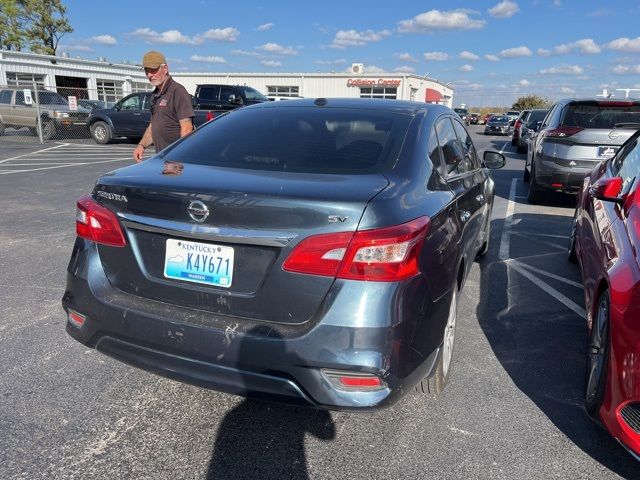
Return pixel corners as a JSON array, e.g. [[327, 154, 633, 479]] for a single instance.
[[569, 129, 640, 460]]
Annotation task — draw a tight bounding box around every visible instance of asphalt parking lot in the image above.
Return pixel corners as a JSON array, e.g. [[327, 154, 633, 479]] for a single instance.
[[1, 128, 638, 479]]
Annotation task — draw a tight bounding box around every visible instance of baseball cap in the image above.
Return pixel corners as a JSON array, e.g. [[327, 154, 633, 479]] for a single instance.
[[142, 51, 166, 69]]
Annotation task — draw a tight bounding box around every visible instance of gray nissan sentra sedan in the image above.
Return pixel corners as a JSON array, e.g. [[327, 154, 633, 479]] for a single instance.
[[63, 98, 505, 410]]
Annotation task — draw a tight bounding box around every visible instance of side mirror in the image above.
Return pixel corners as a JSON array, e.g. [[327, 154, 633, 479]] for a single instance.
[[228, 94, 243, 105], [114, 103, 122, 111], [483, 151, 506, 169], [589, 177, 624, 204]]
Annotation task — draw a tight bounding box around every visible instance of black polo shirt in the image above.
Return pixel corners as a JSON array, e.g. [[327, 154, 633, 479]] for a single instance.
[[150, 76, 194, 152]]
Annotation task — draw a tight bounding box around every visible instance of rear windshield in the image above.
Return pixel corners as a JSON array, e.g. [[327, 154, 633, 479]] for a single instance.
[[562, 102, 640, 129], [162, 106, 412, 174], [491, 116, 508, 122], [38, 91, 67, 105], [506, 111, 519, 116]]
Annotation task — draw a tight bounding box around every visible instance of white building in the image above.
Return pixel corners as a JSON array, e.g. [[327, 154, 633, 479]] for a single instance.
[[0, 50, 453, 107]]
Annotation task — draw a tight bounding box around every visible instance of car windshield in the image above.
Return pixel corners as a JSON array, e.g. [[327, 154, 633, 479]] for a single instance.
[[562, 102, 640, 128], [238, 86, 268, 102], [492, 116, 508, 122], [529, 110, 548, 122], [38, 91, 67, 105], [162, 106, 412, 174]]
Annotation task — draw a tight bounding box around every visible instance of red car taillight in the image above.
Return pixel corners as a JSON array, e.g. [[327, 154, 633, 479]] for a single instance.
[[76, 195, 126, 247], [545, 126, 584, 138], [206, 110, 216, 121], [283, 216, 430, 282]]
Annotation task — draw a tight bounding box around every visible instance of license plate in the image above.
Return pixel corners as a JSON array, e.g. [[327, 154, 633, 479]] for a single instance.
[[164, 238, 234, 288], [598, 146, 618, 158]]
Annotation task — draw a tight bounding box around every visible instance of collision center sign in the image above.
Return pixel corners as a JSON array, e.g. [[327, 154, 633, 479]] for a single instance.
[[347, 78, 402, 87]]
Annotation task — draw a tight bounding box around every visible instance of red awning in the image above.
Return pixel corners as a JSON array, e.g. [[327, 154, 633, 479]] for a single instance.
[[425, 88, 443, 103]]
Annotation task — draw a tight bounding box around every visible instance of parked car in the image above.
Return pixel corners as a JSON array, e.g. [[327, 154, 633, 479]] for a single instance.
[[525, 98, 640, 203], [469, 113, 480, 125], [516, 109, 548, 154], [453, 107, 470, 126], [0, 88, 90, 139], [193, 84, 270, 114], [510, 110, 530, 147], [568, 128, 640, 460], [505, 110, 520, 125], [484, 115, 511, 135], [87, 92, 209, 144], [63, 99, 505, 410], [482, 112, 497, 125], [77, 99, 109, 111]]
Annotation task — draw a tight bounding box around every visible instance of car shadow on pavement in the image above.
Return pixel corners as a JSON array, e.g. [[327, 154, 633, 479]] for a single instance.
[[476, 216, 640, 477], [205, 328, 336, 480]]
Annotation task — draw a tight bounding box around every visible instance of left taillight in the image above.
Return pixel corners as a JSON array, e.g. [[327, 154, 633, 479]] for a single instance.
[[76, 195, 126, 247], [283, 216, 430, 282]]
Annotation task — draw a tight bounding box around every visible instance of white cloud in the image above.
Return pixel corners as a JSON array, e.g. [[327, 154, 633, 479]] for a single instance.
[[59, 44, 94, 52], [315, 58, 347, 65], [394, 65, 416, 73], [261, 60, 282, 68], [539, 65, 584, 75], [257, 23, 274, 31], [91, 35, 117, 45], [190, 55, 226, 64], [488, 1, 520, 18], [537, 48, 552, 57], [498, 46, 532, 58], [256, 43, 298, 56], [612, 64, 640, 75], [231, 49, 261, 57], [607, 37, 640, 52], [560, 87, 575, 94], [398, 9, 486, 33], [397, 52, 418, 62], [588, 8, 612, 17], [459, 50, 480, 60], [423, 51, 449, 61], [343, 64, 386, 74], [330, 29, 391, 48], [130, 27, 239, 45], [553, 38, 601, 55], [196, 28, 240, 43], [485, 54, 500, 62], [459, 64, 474, 72], [519, 79, 530, 86]]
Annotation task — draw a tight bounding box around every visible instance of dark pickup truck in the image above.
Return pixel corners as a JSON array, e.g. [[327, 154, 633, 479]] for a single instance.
[[87, 92, 210, 144], [193, 84, 270, 112]]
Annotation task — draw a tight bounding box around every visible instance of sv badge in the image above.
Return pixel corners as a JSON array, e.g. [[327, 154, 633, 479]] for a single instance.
[[328, 215, 348, 223]]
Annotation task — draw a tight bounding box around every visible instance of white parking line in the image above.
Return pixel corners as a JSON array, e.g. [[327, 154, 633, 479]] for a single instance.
[[499, 141, 510, 153], [0, 144, 65, 164], [0, 157, 131, 175], [507, 260, 586, 319], [511, 259, 583, 289], [499, 179, 517, 260]]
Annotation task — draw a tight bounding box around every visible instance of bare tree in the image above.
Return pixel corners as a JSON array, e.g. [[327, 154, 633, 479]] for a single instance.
[[24, 0, 72, 55]]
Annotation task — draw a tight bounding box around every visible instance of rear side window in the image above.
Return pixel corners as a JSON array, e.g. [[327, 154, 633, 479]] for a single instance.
[[562, 102, 640, 129], [428, 126, 444, 176], [197, 86, 219, 102], [219, 87, 235, 103], [434, 117, 465, 177], [163, 107, 412, 174], [451, 119, 479, 170], [0, 90, 13, 104]]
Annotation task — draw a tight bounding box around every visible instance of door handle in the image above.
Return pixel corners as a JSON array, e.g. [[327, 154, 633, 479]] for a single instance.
[[476, 194, 485, 203], [459, 211, 471, 222], [133, 113, 141, 116]]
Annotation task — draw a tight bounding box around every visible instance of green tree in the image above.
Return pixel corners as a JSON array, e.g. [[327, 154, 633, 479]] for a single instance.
[[24, 0, 72, 55], [511, 95, 552, 111], [0, 0, 28, 51]]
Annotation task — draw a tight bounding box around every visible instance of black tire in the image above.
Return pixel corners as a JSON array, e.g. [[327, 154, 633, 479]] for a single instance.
[[511, 137, 517, 146], [585, 291, 610, 415], [28, 127, 38, 136], [416, 287, 457, 395], [41, 119, 56, 140], [527, 163, 544, 203], [523, 164, 530, 183], [0, 120, 5, 136], [568, 210, 578, 264], [90, 121, 112, 144], [477, 216, 491, 258], [516, 141, 526, 154]]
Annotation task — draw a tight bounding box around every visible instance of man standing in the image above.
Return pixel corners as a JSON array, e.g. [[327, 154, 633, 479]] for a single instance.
[[133, 51, 194, 162]]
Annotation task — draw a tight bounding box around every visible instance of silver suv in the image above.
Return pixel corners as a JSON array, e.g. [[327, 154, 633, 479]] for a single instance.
[[524, 98, 640, 203]]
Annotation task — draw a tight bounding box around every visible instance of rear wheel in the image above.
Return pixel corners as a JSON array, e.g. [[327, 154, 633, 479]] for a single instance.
[[41, 119, 56, 140], [585, 291, 610, 415], [416, 287, 457, 395], [527, 163, 544, 203], [91, 121, 112, 144], [511, 136, 517, 146], [0, 120, 5, 136], [516, 141, 526, 154]]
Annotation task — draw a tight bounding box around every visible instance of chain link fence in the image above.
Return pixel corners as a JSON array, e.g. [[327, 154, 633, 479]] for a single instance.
[[0, 84, 150, 145]]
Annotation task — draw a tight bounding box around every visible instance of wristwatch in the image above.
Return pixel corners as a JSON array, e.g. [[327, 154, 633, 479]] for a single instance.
[[137, 144, 146, 149]]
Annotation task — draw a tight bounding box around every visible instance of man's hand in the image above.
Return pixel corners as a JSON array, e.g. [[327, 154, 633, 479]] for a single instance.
[[133, 144, 146, 163]]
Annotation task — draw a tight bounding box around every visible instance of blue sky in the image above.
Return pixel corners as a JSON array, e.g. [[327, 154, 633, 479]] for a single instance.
[[60, 0, 640, 107]]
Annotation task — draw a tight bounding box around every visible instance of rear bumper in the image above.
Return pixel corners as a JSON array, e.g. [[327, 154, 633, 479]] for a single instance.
[[62, 240, 447, 410], [533, 156, 595, 193]]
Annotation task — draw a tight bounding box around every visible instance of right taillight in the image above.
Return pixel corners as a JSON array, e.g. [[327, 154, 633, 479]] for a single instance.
[[545, 125, 584, 138], [283, 216, 430, 282], [76, 195, 126, 247]]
